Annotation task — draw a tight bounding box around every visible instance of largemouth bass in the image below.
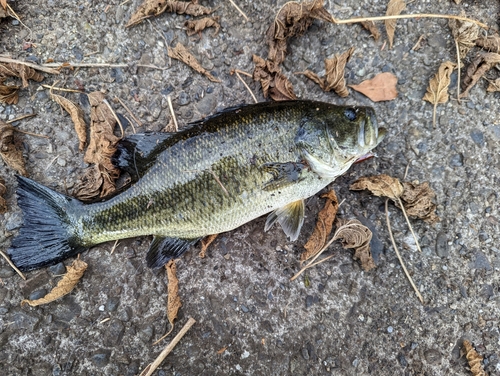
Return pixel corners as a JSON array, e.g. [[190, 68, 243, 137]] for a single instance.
[[8, 100, 385, 271]]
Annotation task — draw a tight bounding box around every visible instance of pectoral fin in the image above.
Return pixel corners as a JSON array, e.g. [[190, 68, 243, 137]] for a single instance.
[[146, 236, 201, 268], [264, 200, 305, 241], [261, 162, 306, 191]]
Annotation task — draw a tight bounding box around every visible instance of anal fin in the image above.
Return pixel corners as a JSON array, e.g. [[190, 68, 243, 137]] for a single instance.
[[264, 199, 305, 241], [146, 236, 200, 268]]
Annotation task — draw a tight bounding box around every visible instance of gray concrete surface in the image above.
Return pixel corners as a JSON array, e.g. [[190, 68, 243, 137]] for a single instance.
[[0, 0, 499, 375]]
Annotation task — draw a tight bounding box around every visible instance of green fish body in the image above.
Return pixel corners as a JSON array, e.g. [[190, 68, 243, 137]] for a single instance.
[[9, 100, 385, 271]]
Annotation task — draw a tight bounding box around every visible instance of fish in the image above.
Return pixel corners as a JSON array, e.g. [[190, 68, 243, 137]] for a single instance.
[[8, 100, 386, 271]]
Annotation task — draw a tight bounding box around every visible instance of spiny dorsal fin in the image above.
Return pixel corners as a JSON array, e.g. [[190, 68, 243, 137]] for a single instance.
[[264, 199, 305, 241]]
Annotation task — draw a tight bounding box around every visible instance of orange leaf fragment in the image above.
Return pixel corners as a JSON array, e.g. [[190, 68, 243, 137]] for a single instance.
[[385, 0, 406, 49], [200, 234, 218, 258], [349, 72, 398, 102], [166, 260, 182, 328], [462, 340, 486, 376]]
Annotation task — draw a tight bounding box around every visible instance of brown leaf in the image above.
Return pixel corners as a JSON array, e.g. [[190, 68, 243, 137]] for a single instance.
[[333, 219, 375, 271], [449, 12, 479, 59], [476, 34, 500, 53], [0, 0, 6, 10], [462, 340, 486, 376], [301, 190, 339, 263], [199, 234, 218, 258], [398, 181, 439, 224], [165, 260, 182, 328], [252, 55, 296, 101], [360, 21, 381, 41], [185, 16, 220, 36], [460, 52, 500, 98], [72, 164, 105, 201], [350, 174, 404, 201], [486, 78, 500, 92], [422, 61, 455, 126], [21, 259, 88, 307], [349, 72, 398, 102], [300, 47, 355, 97], [0, 63, 44, 88], [269, 71, 297, 101], [0, 79, 20, 104], [168, 43, 221, 83], [385, 0, 406, 49], [0, 120, 27, 176], [126, 0, 213, 27], [0, 176, 7, 214], [50, 93, 87, 150]]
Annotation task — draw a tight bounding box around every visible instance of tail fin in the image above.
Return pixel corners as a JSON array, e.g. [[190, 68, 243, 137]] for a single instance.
[[8, 176, 86, 271]]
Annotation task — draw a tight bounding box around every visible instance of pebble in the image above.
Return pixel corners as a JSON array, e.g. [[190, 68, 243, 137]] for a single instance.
[[301, 347, 310, 360], [423, 349, 441, 364], [387, 326, 394, 333], [56, 158, 67, 167], [49, 262, 67, 275], [105, 319, 125, 346], [106, 297, 120, 312], [470, 251, 492, 271], [92, 349, 112, 367], [28, 289, 48, 301], [177, 91, 190, 106], [449, 153, 464, 167], [435, 232, 449, 258], [398, 353, 408, 367], [261, 320, 273, 333], [0, 267, 15, 278], [240, 304, 249, 313], [470, 129, 485, 146]]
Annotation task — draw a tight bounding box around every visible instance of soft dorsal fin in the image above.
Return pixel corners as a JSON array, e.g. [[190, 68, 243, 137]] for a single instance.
[[112, 132, 174, 181], [264, 199, 305, 241], [146, 236, 201, 268]]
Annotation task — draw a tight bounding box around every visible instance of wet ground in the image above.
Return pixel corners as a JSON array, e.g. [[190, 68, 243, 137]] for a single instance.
[[1, 0, 499, 375]]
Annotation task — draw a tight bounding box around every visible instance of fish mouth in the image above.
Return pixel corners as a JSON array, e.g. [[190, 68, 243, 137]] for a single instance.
[[359, 108, 386, 148]]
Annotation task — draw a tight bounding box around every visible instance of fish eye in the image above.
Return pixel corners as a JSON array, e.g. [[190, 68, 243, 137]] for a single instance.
[[344, 108, 357, 121]]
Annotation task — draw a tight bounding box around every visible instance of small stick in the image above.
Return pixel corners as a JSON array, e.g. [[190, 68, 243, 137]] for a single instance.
[[0, 250, 26, 280], [99, 317, 111, 324], [411, 35, 425, 51], [44, 155, 59, 171], [115, 96, 143, 127], [41, 84, 84, 93], [42, 62, 129, 69], [454, 39, 461, 104], [6, 113, 36, 124], [396, 197, 422, 253], [110, 240, 120, 255], [12, 128, 49, 138], [102, 99, 124, 138], [333, 14, 488, 29], [385, 200, 423, 304], [136, 64, 168, 70], [119, 0, 131, 5], [228, 0, 249, 22], [0, 56, 60, 75], [233, 70, 258, 103], [167, 95, 178, 132], [140, 317, 196, 376], [234, 69, 252, 78]]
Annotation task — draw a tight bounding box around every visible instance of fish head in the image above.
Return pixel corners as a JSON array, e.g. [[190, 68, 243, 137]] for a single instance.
[[296, 105, 386, 179]]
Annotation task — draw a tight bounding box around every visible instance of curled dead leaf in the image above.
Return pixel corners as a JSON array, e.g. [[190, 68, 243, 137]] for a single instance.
[[0, 176, 7, 214], [72, 164, 104, 201], [300, 47, 355, 97], [349, 72, 398, 102], [462, 340, 486, 376], [185, 16, 220, 36], [168, 43, 221, 83], [398, 181, 439, 224], [301, 190, 339, 263], [21, 258, 88, 307], [0, 79, 20, 104], [334, 219, 375, 271], [0, 120, 27, 176], [476, 34, 500, 53], [200, 233, 218, 258], [0, 62, 44, 88], [486, 78, 500, 92], [350, 174, 404, 201], [385, 0, 406, 49], [448, 12, 479, 59], [360, 21, 381, 41], [422, 61, 456, 127], [166, 260, 182, 328], [126, 0, 213, 27], [50, 92, 87, 150], [461, 52, 500, 98]]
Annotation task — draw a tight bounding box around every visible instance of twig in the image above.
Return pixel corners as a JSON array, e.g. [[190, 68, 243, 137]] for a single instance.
[[228, 0, 249, 21], [167, 95, 178, 132], [454, 39, 461, 104], [411, 35, 425, 51], [152, 325, 175, 346], [119, 0, 131, 5], [0, 250, 26, 280], [12, 128, 49, 138], [41, 84, 84, 93], [102, 99, 124, 138], [110, 240, 120, 255], [6, 114, 36, 124], [333, 14, 488, 29], [115, 96, 142, 128], [0, 56, 60, 75], [44, 155, 60, 171], [99, 317, 111, 324], [42, 62, 128, 68], [385, 200, 423, 304], [140, 317, 196, 376], [136, 64, 168, 70], [396, 197, 422, 253], [233, 69, 258, 103]]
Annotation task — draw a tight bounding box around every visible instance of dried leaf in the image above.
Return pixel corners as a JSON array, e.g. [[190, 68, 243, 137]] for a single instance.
[[300, 47, 355, 97], [422, 61, 455, 126], [185, 16, 220, 36], [0, 120, 27, 176], [460, 52, 500, 98], [168, 43, 221, 83], [72, 164, 105, 201], [385, 0, 406, 49], [486, 78, 500, 92], [200, 234, 218, 258], [0, 80, 20, 104], [252, 55, 296, 100], [449, 12, 480, 59], [301, 190, 339, 263], [349, 72, 398, 102], [0, 176, 7, 214], [350, 174, 403, 201], [398, 181, 439, 224], [270, 71, 297, 101], [0, 63, 44, 88], [50, 93, 87, 150], [333, 219, 375, 271], [21, 259, 88, 307], [166, 260, 182, 328], [462, 340, 486, 376], [0, 0, 6, 10], [476, 34, 500, 53], [126, 0, 213, 27], [360, 21, 381, 41]]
